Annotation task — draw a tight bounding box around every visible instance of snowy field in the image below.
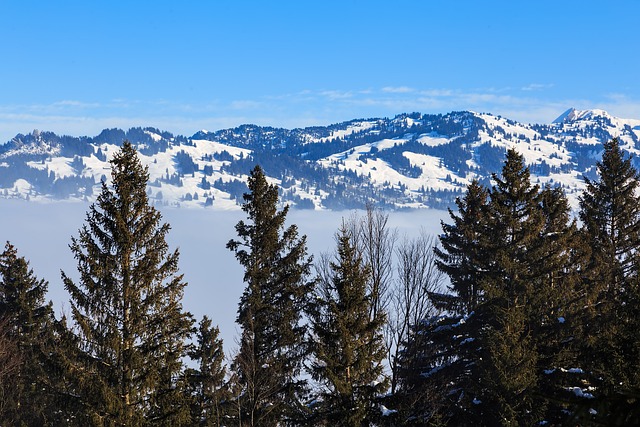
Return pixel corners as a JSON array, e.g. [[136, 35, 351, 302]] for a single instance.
[[0, 199, 448, 353]]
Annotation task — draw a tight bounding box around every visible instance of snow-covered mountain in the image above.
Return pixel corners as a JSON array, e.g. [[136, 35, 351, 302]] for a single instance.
[[2, 108, 639, 210]]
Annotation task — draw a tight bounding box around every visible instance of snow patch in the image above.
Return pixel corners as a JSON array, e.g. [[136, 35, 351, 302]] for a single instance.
[[144, 130, 162, 142], [380, 405, 398, 416], [566, 387, 595, 399]]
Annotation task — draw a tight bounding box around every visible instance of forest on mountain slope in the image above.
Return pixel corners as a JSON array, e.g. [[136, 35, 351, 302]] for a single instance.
[[1, 138, 640, 426], [3, 109, 640, 211]]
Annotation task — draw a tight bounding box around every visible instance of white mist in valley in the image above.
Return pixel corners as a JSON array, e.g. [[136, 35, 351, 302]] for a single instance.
[[0, 199, 448, 353]]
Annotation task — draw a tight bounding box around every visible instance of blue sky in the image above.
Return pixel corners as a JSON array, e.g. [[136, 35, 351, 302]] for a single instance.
[[1, 1, 639, 143]]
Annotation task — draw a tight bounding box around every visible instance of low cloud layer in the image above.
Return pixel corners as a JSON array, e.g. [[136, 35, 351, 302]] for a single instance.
[[0, 200, 447, 352]]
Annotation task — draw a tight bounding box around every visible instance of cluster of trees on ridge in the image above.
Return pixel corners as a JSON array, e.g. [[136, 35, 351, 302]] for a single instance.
[[1, 139, 640, 426]]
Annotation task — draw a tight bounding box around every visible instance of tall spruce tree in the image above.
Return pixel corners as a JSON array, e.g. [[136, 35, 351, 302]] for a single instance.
[[0, 242, 56, 426], [395, 180, 490, 425], [0, 316, 21, 417], [185, 316, 229, 426], [577, 137, 640, 423], [532, 185, 587, 424], [61, 141, 194, 426], [476, 151, 582, 425], [227, 165, 313, 426], [433, 179, 490, 314], [476, 149, 546, 425], [308, 225, 389, 426], [397, 150, 581, 425]]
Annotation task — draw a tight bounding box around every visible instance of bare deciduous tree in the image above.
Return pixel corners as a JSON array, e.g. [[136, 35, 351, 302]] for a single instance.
[[345, 205, 397, 322], [387, 231, 446, 393]]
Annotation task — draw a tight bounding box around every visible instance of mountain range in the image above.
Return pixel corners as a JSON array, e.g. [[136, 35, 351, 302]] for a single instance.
[[1, 108, 639, 211]]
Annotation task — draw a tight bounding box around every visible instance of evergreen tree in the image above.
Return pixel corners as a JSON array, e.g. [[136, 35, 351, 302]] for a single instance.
[[532, 185, 587, 424], [185, 316, 229, 426], [0, 241, 57, 426], [476, 149, 545, 425], [395, 180, 490, 425], [396, 150, 581, 425], [576, 137, 640, 423], [0, 316, 21, 416], [61, 141, 194, 426], [433, 179, 490, 314], [227, 165, 313, 426], [477, 151, 582, 425], [308, 225, 389, 426]]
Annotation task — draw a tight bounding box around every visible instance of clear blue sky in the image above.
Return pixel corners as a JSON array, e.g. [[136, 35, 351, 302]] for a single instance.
[[1, 1, 638, 142]]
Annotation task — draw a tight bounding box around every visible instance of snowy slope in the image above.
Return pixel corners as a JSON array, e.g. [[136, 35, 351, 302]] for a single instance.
[[1, 109, 638, 211]]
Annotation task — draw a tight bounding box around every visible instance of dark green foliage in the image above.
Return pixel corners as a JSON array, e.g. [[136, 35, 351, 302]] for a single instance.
[[397, 149, 581, 425], [531, 185, 587, 423], [576, 137, 640, 423], [433, 179, 489, 314], [61, 141, 194, 426], [308, 226, 389, 426], [0, 316, 21, 411], [476, 149, 546, 425], [474, 151, 583, 425], [579, 138, 640, 285], [185, 316, 229, 426], [227, 165, 313, 426], [397, 180, 491, 425], [0, 242, 57, 426], [394, 311, 484, 426]]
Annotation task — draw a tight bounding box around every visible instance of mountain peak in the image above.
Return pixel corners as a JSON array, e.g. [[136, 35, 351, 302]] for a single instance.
[[552, 108, 577, 124], [553, 108, 613, 124]]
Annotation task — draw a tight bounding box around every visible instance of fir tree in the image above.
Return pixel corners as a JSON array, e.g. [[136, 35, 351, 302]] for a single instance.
[[532, 185, 587, 424], [396, 150, 581, 425], [480, 150, 544, 421], [227, 165, 313, 426], [395, 181, 490, 425], [61, 141, 194, 426], [433, 179, 490, 314], [0, 316, 21, 416], [185, 316, 229, 426], [0, 241, 57, 426], [308, 225, 389, 426], [576, 137, 640, 423], [477, 151, 583, 424], [469, 149, 557, 425]]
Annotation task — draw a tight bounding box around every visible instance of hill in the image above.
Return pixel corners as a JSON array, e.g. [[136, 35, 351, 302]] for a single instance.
[[2, 108, 639, 210]]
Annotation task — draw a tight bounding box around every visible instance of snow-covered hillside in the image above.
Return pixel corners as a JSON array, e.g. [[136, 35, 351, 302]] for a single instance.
[[1, 109, 638, 210]]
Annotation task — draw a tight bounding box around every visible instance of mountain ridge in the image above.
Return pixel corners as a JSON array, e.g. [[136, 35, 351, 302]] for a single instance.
[[1, 109, 639, 211]]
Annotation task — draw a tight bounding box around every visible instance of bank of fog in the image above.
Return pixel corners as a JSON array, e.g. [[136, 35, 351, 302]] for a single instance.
[[0, 200, 448, 352]]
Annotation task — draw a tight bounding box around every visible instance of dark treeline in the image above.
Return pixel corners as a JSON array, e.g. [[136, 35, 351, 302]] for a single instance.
[[1, 139, 640, 426]]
